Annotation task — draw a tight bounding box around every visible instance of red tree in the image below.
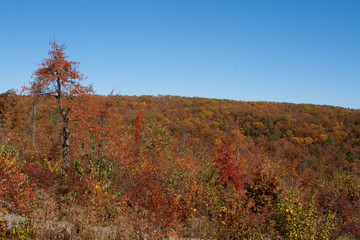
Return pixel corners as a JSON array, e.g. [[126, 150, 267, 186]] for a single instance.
[[134, 111, 143, 146], [23, 38, 93, 166], [214, 141, 249, 190]]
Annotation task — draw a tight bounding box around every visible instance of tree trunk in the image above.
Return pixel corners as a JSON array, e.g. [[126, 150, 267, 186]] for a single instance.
[[62, 108, 70, 167]]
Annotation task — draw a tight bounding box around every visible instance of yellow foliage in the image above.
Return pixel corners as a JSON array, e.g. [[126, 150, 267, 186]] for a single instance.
[[318, 133, 328, 143], [213, 138, 222, 146]]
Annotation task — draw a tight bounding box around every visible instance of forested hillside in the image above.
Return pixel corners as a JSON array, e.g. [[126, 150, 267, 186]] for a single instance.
[[0, 90, 359, 239]]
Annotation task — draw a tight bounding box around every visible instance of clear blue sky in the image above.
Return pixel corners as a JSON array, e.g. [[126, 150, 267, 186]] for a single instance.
[[1, 0, 359, 109]]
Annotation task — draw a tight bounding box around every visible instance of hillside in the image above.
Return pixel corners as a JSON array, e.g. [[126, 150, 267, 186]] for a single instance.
[[0, 90, 359, 239]]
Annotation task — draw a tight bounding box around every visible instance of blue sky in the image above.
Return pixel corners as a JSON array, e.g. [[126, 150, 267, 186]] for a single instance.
[[0, 0, 359, 109]]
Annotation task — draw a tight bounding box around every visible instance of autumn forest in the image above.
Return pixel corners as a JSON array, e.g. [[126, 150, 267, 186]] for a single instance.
[[0, 40, 359, 239]]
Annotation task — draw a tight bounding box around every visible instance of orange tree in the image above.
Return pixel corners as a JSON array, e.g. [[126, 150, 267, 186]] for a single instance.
[[23, 38, 93, 166]]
